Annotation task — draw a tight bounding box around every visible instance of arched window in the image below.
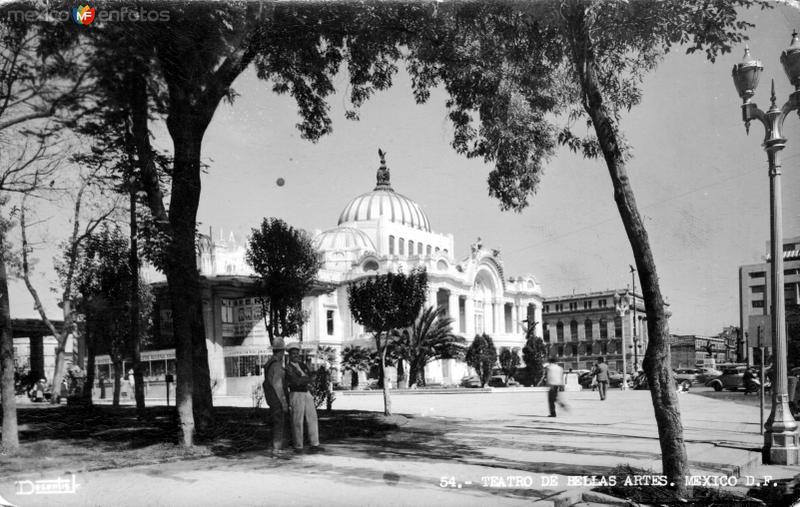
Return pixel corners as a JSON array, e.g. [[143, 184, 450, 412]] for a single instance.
[[363, 260, 379, 272], [426, 245, 432, 256], [389, 235, 395, 255], [584, 319, 593, 340], [435, 247, 440, 254], [418, 243, 423, 255], [408, 240, 415, 256], [614, 316, 623, 338], [556, 321, 564, 342], [599, 318, 608, 339], [399, 238, 405, 256], [570, 320, 578, 342]]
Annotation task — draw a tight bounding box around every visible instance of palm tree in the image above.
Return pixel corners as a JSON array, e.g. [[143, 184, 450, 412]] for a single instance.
[[396, 306, 466, 387], [340, 345, 371, 390]]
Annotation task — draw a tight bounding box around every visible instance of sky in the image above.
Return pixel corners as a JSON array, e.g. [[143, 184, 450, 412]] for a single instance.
[[9, 2, 800, 336]]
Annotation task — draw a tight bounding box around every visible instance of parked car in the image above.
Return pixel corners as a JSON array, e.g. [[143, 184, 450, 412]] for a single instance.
[[608, 370, 631, 388], [460, 375, 482, 388], [673, 368, 699, 385], [707, 366, 771, 392], [488, 375, 520, 387], [578, 371, 595, 389], [696, 367, 722, 384]]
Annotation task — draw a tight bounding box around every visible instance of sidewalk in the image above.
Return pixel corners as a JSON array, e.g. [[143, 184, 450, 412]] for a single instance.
[[4, 389, 794, 506]]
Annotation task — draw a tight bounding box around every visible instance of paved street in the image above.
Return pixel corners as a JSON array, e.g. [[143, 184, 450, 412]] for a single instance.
[[1, 388, 795, 507]]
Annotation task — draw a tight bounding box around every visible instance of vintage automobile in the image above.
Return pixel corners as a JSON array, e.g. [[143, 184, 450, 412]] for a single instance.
[[673, 368, 700, 385], [706, 365, 771, 392]]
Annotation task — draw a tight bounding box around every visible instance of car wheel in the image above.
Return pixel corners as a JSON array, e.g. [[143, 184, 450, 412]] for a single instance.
[[712, 383, 722, 392]]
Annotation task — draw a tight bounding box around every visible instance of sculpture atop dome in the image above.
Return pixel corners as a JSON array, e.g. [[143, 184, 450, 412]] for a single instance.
[[375, 148, 392, 191]]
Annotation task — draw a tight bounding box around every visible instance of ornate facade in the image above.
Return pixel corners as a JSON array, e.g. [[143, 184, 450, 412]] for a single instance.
[[136, 154, 543, 395]]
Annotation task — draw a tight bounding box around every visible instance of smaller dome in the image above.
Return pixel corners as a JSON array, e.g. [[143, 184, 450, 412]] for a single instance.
[[314, 227, 376, 252]]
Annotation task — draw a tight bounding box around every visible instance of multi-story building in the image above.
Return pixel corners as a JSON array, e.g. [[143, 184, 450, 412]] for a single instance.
[[739, 236, 800, 364], [542, 289, 648, 374], [97, 154, 544, 395], [669, 334, 732, 369]]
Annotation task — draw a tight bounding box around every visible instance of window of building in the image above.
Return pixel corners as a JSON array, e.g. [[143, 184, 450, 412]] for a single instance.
[[569, 302, 577, 311], [221, 299, 234, 323], [557, 345, 564, 357], [418, 243, 424, 255], [556, 321, 564, 342], [544, 323, 550, 343], [389, 235, 395, 255], [527, 304, 536, 323], [555, 303, 563, 312], [435, 247, 440, 254], [584, 319, 593, 340], [751, 285, 766, 294], [399, 238, 405, 256], [598, 299, 607, 308], [752, 300, 765, 308], [544, 305, 550, 313], [408, 240, 414, 256], [749, 271, 766, 278], [505, 304, 513, 333], [599, 318, 608, 339], [614, 316, 623, 338], [583, 301, 593, 309], [426, 245, 432, 256], [570, 320, 578, 341], [443, 249, 449, 256], [459, 296, 466, 333], [326, 310, 335, 335]]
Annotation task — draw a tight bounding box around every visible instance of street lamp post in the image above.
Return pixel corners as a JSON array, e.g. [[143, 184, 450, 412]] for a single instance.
[[629, 265, 641, 373], [732, 33, 800, 465]]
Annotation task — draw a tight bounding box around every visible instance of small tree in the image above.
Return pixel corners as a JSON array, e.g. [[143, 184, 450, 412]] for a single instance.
[[395, 306, 466, 387], [73, 226, 153, 407], [341, 345, 372, 390], [466, 334, 497, 388], [246, 218, 321, 345], [348, 268, 428, 415], [522, 332, 548, 387], [498, 347, 521, 385]]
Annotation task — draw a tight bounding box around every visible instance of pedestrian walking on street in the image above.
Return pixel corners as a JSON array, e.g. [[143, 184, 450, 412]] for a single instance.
[[286, 342, 323, 453], [263, 338, 290, 456], [593, 357, 609, 401], [544, 358, 567, 417]]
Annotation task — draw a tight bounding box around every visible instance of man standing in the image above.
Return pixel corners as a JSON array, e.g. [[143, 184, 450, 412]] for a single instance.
[[263, 338, 289, 456], [544, 358, 567, 417], [285, 342, 322, 453], [593, 356, 610, 401]]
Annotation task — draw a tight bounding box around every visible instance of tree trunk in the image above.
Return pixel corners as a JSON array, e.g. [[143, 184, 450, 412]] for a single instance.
[[564, 5, 688, 493], [396, 358, 405, 389], [407, 362, 419, 388], [130, 186, 145, 419], [164, 108, 215, 439], [350, 369, 359, 390], [376, 334, 391, 416], [112, 359, 122, 407], [50, 346, 66, 404], [0, 250, 18, 453], [82, 315, 95, 403]]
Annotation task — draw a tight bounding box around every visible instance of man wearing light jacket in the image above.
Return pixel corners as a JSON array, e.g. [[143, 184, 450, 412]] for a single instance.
[[285, 342, 323, 453]]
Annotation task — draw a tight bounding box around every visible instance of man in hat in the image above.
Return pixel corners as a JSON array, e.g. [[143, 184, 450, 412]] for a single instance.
[[263, 338, 289, 455], [285, 342, 322, 453]]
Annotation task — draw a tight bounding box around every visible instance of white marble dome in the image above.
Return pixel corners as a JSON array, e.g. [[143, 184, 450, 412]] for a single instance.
[[337, 189, 431, 232], [337, 152, 431, 232], [313, 227, 376, 252]]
